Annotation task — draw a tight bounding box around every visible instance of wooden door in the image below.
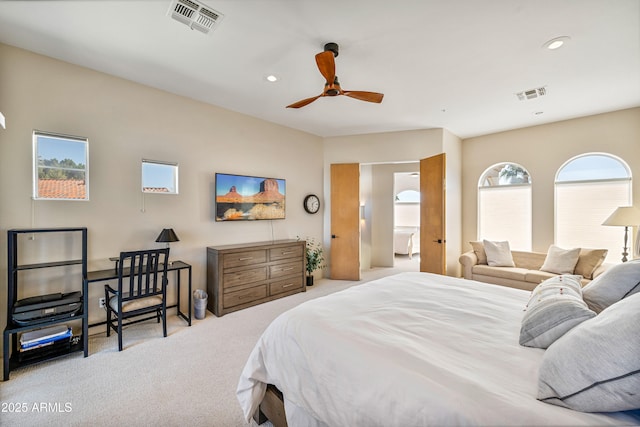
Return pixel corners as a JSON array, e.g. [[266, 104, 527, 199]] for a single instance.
[[420, 154, 446, 274], [330, 163, 360, 280]]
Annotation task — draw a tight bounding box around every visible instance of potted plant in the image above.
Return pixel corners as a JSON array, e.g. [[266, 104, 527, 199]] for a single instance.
[[299, 237, 325, 286]]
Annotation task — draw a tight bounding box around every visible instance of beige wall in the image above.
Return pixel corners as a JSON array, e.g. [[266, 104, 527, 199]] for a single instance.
[[461, 107, 640, 254], [2, 40, 638, 349], [0, 43, 324, 332]]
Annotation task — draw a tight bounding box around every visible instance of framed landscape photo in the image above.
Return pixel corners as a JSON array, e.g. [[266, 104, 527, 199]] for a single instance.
[[215, 173, 286, 221]]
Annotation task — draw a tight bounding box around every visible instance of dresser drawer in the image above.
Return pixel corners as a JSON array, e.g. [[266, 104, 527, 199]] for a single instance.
[[223, 250, 267, 268], [270, 261, 303, 279], [223, 266, 267, 288], [270, 277, 303, 295], [269, 245, 303, 261], [224, 285, 267, 308]]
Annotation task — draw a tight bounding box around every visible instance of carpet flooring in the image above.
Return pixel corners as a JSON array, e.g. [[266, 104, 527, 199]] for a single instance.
[[1, 257, 419, 427]]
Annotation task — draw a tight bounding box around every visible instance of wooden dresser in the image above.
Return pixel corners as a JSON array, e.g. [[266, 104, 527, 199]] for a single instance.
[[207, 240, 306, 316]]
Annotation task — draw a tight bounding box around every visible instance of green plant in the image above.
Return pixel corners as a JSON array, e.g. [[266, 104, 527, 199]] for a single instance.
[[299, 237, 325, 276], [499, 164, 526, 178]]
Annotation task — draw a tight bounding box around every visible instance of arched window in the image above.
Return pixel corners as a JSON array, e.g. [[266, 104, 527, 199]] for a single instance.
[[555, 153, 632, 263], [478, 163, 532, 250]]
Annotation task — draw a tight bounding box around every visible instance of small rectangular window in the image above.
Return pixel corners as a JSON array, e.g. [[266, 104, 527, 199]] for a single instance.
[[33, 131, 89, 201], [142, 159, 178, 194]]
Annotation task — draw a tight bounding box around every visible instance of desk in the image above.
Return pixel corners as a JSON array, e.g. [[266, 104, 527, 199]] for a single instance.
[[83, 261, 192, 342]]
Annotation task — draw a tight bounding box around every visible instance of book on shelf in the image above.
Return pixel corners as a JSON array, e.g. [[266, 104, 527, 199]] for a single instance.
[[20, 325, 72, 350]]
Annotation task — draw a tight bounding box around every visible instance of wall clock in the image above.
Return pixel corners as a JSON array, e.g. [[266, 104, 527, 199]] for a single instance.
[[303, 194, 320, 214]]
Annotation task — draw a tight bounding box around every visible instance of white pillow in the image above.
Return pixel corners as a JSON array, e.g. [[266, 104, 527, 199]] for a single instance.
[[519, 275, 595, 349], [538, 292, 640, 412], [540, 245, 580, 275], [482, 240, 515, 267]]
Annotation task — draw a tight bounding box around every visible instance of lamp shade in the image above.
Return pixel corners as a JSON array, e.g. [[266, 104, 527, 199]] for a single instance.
[[155, 228, 180, 243], [602, 206, 640, 227]]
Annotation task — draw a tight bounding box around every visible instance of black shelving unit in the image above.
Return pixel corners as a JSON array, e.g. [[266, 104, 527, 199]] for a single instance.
[[3, 227, 88, 381]]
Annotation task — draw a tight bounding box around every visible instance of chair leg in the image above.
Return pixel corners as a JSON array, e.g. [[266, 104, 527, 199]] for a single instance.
[[105, 306, 111, 337], [162, 308, 167, 338], [117, 316, 123, 351]]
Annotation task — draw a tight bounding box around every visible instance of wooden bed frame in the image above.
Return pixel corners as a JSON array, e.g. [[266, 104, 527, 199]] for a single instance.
[[253, 384, 288, 427]]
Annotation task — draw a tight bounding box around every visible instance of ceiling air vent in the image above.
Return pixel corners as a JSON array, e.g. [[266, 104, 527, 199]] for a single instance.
[[167, 0, 224, 34], [516, 87, 547, 101]]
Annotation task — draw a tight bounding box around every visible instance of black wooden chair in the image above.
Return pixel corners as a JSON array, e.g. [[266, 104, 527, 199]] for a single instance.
[[104, 248, 169, 351]]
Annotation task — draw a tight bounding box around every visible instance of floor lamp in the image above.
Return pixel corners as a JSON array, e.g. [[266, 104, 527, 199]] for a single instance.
[[602, 206, 640, 262]]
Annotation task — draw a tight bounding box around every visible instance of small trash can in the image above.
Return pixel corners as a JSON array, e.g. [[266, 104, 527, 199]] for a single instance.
[[193, 290, 208, 320]]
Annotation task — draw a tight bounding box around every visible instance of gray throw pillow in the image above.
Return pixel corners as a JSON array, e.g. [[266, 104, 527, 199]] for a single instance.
[[519, 275, 595, 349], [538, 292, 640, 412], [582, 259, 640, 313]]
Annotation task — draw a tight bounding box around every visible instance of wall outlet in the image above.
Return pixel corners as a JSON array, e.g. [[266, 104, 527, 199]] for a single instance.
[[98, 297, 106, 309]]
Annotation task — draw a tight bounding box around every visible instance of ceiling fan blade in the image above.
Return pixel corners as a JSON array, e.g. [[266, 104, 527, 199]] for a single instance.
[[315, 51, 335, 85], [343, 91, 384, 103], [286, 94, 323, 109]]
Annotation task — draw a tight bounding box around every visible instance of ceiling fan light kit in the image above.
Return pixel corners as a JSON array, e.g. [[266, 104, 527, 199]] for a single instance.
[[287, 42, 384, 108]]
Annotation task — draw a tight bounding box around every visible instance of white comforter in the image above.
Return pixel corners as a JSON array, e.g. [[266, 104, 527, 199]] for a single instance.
[[237, 272, 640, 426]]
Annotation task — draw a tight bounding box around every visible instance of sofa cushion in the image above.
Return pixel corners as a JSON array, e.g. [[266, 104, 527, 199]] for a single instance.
[[473, 265, 528, 282], [540, 245, 580, 275], [524, 270, 558, 284], [537, 292, 640, 412], [469, 241, 487, 265], [573, 248, 608, 280], [483, 240, 515, 267], [519, 275, 595, 349], [582, 259, 640, 313]]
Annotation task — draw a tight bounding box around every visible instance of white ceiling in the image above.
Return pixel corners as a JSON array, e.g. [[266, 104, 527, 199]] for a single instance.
[[0, 0, 638, 139]]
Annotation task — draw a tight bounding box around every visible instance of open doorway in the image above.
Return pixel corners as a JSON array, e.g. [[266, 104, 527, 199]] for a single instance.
[[393, 171, 420, 270]]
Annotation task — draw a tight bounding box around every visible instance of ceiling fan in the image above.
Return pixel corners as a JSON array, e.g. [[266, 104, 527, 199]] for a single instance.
[[286, 42, 384, 109]]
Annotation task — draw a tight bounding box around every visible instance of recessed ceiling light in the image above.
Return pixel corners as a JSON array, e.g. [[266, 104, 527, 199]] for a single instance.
[[543, 36, 571, 50], [265, 74, 279, 82]]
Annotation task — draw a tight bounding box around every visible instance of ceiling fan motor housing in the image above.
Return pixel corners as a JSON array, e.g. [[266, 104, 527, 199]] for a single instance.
[[324, 42, 339, 57]]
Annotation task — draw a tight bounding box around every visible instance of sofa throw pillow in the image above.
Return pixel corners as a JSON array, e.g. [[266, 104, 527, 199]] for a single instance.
[[573, 248, 608, 280], [519, 275, 595, 349], [539, 245, 581, 275], [482, 240, 515, 267], [537, 292, 640, 412], [582, 258, 640, 313], [469, 241, 487, 265]]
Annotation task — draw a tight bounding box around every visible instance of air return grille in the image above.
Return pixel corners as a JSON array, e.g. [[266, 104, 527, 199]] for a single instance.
[[516, 87, 547, 101], [167, 0, 224, 34]]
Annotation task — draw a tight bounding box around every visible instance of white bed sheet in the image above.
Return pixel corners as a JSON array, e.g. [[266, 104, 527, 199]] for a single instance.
[[237, 272, 640, 426]]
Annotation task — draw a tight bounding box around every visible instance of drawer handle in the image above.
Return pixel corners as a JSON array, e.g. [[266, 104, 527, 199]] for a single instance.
[[281, 251, 293, 255], [282, 267, 294, 271], [239, 257, 253, 261], [283, 283, 295, 288]]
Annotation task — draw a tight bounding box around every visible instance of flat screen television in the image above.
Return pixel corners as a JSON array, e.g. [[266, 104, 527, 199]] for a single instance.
[[215, 173, 286, 221]]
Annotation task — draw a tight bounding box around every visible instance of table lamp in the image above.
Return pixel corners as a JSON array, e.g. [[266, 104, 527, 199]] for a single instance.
[[156, 228, 179, 249], [602, 206, 640, 262]]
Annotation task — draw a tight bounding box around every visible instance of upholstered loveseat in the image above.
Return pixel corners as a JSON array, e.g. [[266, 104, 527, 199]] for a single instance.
[[459, 241, 609, 291]]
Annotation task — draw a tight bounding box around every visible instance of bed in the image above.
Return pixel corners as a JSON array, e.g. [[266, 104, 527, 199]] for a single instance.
[[237, 271, 640, 426]]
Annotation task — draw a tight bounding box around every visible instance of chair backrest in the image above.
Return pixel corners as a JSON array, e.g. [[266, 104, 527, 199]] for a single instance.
[[117, 248, 169, 301]]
